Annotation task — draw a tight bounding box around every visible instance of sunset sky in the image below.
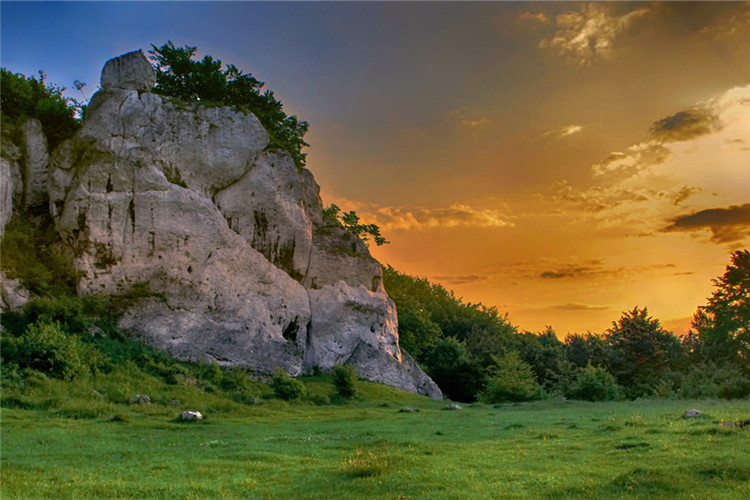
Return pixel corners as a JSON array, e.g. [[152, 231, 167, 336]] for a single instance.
[[2, 1, 749, 337]]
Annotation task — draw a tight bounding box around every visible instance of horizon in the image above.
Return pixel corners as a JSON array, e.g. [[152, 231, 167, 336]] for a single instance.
[[2, 1, 748, 338]]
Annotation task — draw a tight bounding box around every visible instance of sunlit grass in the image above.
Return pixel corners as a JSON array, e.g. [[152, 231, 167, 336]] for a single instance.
[[2, 386, 749, 499]]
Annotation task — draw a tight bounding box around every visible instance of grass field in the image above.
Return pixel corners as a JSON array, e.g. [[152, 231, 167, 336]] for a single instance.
[[2, 376, 749, 500]]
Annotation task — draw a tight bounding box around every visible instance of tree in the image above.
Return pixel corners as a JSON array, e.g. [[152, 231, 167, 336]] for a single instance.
[[0, 68, 81, 149], [604, 307, 684, 398], [322, 204, 389, 246], [149, 41, 309, 169], [480, 351, 542, 403], [688, 250, 750, 371], [332, 363, 357, 399], [424, 337, 486, 402]]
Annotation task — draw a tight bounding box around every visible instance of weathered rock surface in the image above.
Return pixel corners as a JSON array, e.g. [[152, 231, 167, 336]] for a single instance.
[[1, 270, 31, 312], [100, 49, 156, 91], [21, 118, 49, 209], [47, 50, 441, 398]]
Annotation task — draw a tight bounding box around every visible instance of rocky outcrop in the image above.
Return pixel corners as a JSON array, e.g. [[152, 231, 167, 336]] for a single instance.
[[47, 50, 441, 399], [21, 119, 50, 209]]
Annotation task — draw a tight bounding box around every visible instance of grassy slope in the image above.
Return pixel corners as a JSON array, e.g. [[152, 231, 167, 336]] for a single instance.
[[2, 376, 749, 499]]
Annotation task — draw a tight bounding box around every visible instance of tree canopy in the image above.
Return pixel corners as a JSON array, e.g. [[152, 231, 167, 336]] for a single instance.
[[0, 68, 81, 149], [149, 41, 309, 169]]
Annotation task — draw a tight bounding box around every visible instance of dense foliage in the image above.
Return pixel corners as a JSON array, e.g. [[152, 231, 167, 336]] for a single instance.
[[149, 41, 309, 169], [385, 251, 750, 402], [0, 68, 81, 149]]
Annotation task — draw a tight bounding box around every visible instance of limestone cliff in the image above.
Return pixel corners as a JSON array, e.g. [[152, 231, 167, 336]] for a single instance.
[[39, 50, 440, 398]]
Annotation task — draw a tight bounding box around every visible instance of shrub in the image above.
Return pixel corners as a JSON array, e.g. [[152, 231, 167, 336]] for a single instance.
[[332, 363, 357, 399], [270, 368, 306, 400], [481, 351, 542, 403], [566, 364, 621, 402], [7, 321, 100, 380]]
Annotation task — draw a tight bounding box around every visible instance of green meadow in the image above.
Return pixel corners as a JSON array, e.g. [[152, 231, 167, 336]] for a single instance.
[[2, 376, 749, 500]]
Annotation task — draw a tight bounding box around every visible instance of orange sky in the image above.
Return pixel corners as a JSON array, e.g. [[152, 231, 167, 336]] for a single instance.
[[3, 1, 749, 338], [307, 2, 750, 337]]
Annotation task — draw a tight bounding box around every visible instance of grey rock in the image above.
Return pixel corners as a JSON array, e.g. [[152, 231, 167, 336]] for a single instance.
[[129, 394, 151, 405], [0, 157, 14, 239], [21, 119, 49, 208], [45, 50, 442, 400], [444, 403, 462, 411], [685, 409, 703, 418], [100, 50, 156, 91], [1, 271, 31, 312], [180, 410, 203, 421], [399, 407, 420, 413]]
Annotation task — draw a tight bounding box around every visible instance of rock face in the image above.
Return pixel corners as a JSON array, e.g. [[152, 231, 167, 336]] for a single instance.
[[48, 50, 441, 399]]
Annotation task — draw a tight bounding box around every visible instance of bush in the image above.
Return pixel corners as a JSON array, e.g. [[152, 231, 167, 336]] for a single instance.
[[679, 362, 750, 399], [332, 364, 357, 399], [7, 321, 101, 380], [270, 368, 306, 400], [481, 351, 542, 403], [566, 364, 621, 402]]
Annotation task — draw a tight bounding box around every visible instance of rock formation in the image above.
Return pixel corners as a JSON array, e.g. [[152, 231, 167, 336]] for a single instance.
[[41, 50, 441, 399]]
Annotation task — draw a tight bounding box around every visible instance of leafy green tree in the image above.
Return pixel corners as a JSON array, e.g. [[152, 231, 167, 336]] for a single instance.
[[149, 41, 309, 169], [564, 332, 611, 370], [515, 327, 574, 392], [480, 351, 542, 403], [322, 204, 389, 247], [424, 337, 486, 402], [687, 250, 749, 371], [1, 68, 81, 149], [604, 307, 684, 398]]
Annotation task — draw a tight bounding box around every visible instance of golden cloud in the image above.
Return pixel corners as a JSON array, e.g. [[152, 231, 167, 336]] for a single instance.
[[535, 3, 654, 66], [333, 200, 516, 232]]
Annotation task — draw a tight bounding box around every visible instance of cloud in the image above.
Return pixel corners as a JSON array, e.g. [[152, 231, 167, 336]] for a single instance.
[[592, 141, 671, 178], [697, 2, 750, 42], [663, 203, 750, 243], [551, 303, 609, 311], [535, 3, 654, 66], [545, 124, 583, 140], [671, 186, 703, 206], [333, 200, 516, 232], [432, 274, 488, 286], [518, 11, 552, 26], [650, 108, 722, 142], [549, 180, 650, 213]]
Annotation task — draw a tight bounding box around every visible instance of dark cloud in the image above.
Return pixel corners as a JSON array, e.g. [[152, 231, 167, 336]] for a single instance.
[[551, 303, 609, 311], [650, 108, 721, 142], [664, 203, 750, 243], [540, 267, 595, 279]]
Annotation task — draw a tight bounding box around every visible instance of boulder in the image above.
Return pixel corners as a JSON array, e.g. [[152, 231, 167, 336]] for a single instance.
[[684, 409, 703, 418], [180, 410, 203, 421], [129, 394, 151, 405], [100, 50, 156, 91]]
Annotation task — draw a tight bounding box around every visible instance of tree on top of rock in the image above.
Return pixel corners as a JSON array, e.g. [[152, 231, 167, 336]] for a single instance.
[[149, 41, 309, 169]]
